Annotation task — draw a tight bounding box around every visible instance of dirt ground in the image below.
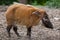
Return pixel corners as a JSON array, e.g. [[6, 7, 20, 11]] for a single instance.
[[0, 6, 60, 40]]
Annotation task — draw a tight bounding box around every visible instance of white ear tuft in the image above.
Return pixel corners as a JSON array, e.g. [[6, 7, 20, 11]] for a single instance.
[[32, 11, 40, 15]]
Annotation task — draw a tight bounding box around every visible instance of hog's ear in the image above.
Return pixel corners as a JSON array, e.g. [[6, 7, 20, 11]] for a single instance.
[[32, 11, 40, 15]]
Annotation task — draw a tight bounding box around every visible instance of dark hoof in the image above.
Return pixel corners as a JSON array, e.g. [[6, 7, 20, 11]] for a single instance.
[[7, 35, 11, 38], [27, 34, 31, 37]]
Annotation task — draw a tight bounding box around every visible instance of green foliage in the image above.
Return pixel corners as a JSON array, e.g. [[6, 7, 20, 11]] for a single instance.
[[28, 0, 47, 5], [0, 0, 60, 8], [0, 0, 48, 6], [0, 0, 47, 5], [46, 0, 60, 8], [37, 0, 47, 5], [0, 0, 18, 5]]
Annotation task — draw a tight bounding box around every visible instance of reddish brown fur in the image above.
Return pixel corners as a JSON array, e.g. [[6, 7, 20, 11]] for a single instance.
[[5, 3, 45, 27]]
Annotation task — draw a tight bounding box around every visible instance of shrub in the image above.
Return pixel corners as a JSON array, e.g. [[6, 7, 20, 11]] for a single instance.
[[46, 0, 60, 8]]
